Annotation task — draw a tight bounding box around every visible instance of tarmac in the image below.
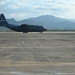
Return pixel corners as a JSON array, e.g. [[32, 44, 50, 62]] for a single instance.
[[0, 32, 75, 75]]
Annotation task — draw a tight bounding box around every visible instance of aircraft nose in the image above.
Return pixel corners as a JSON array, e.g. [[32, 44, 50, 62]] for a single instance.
[[43, 26, 47, 31], [44, 28, 47, 31]]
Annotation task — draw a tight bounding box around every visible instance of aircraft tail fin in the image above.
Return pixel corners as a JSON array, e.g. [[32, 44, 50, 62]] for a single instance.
[[0, 14, 8, 26]]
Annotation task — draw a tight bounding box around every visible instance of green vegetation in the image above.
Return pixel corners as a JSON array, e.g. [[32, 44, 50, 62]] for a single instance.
[[45, 30, 75, 32]]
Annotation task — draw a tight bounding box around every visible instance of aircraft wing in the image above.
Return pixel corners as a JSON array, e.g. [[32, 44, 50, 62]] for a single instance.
[[20, 24, 28, 28]]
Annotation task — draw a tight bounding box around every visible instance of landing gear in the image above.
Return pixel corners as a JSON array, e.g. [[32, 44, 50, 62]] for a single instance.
[[26, 32, 28, 33], [23, 32, 25, 33], [23, 32, 28, 33]]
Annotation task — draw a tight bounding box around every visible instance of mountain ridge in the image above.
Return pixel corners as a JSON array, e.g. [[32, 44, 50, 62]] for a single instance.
[[6, 15, 75, 30]]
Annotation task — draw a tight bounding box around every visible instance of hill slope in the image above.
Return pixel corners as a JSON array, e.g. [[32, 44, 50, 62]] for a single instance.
[[7, 15, 75, 30]]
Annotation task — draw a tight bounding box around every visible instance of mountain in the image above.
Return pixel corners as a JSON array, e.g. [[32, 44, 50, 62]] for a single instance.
[[68, 19, 75, 22], [18, 15, 67, 29], [7, 18, 18, 25], [6, 15, 75, 30]]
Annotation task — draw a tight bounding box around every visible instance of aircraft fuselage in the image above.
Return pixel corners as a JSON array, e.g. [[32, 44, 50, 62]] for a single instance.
[[0, 14, 47, 33]]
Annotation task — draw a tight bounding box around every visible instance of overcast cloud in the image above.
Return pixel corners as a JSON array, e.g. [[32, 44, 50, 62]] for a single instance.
[[0, 0, 75, 20]]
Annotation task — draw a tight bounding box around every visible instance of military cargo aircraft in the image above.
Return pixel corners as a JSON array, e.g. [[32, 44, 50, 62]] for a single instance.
[[0, 14, 47, 33]]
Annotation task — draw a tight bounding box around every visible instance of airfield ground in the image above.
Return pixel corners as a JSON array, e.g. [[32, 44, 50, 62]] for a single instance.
[[0, 32, 75, 75]]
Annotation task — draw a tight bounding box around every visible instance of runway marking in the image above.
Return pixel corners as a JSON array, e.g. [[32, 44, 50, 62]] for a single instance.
[[0, 62, 75, 66], [0, 71, 74, 75], [0, 45, 74, 49], [0, 38, 33, 39], [0, 33, 15, 52], [27, 34, 42, 46]]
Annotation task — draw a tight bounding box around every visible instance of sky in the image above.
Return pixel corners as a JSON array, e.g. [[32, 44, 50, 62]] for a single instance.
[[0, 0, 75, 20]]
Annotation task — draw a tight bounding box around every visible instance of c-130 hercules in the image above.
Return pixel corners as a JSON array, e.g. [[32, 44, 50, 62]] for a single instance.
[[0, 14, 47, 33]]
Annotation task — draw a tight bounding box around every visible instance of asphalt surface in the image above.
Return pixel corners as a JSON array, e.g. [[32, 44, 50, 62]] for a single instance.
[[0, 32, 75, 75]]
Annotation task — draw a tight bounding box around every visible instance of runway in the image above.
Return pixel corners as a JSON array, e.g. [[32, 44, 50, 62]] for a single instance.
[[0, 32, 75, 75]]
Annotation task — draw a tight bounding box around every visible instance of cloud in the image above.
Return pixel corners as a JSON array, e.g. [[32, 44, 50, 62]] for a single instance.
[[0, 0, 5, 6], [0, 0, 75, 20]]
